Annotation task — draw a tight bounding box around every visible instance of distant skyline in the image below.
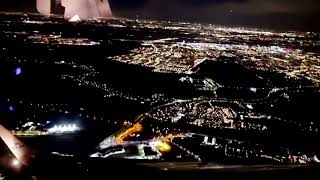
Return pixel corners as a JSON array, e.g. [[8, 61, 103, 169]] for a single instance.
[[0, 0, 320, 31]]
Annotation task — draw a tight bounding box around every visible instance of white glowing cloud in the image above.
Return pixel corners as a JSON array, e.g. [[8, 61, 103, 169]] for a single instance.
[[36, 0, 51, 16], [36, 0, 112, 19], [62, 0, 112, 19]]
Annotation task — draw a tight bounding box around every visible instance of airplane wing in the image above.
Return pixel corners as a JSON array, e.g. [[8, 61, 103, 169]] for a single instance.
[[0, 124, 36, 167], [36, 0, 112, 19]]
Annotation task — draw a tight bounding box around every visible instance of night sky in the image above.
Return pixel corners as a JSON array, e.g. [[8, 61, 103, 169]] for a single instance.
[[0, 0, 320, 31]]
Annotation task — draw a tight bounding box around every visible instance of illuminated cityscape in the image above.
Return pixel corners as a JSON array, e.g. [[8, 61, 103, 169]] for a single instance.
[[0, 11, 320, 179]]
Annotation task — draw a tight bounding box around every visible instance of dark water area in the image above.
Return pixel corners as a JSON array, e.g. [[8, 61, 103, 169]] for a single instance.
[[198, 60, 313, 88], [1, 45, 202, 105]]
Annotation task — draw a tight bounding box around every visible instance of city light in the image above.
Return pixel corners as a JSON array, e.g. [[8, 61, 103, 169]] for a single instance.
[[152, 140, 171, 153], [48, 124, 79, 134], [246, 104, 254, 110], [249, 87, 257, 93]]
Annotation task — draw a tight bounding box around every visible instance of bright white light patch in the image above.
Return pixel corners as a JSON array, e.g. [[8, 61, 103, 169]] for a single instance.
[[246, 104, 254, 110], [48, 124, 79, 134], [12, 159, 20, 167], [249, 87, 257, 93], [69, 15, 81, 22]]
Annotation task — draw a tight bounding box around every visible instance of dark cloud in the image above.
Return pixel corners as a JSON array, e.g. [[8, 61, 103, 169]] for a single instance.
[[126, 0, 319, 31], [0, 0, 35, 12], [109, 0, 147, 10], [110, 0, 248, 10], [179, 0, 248, 5], [0, 0, 319, 31]]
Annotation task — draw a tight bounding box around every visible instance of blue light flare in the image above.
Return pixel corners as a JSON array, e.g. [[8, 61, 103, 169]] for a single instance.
[[14, 67, 22, 76], [8, 105, 15, 112]]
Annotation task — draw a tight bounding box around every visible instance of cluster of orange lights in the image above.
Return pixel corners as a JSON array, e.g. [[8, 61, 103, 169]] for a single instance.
[[115, 123, 143, 143], [154, 133, 188, 153], [115, 123, 188, 154], [153, 141, 171, 153], [163, 133, 187, 140]]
